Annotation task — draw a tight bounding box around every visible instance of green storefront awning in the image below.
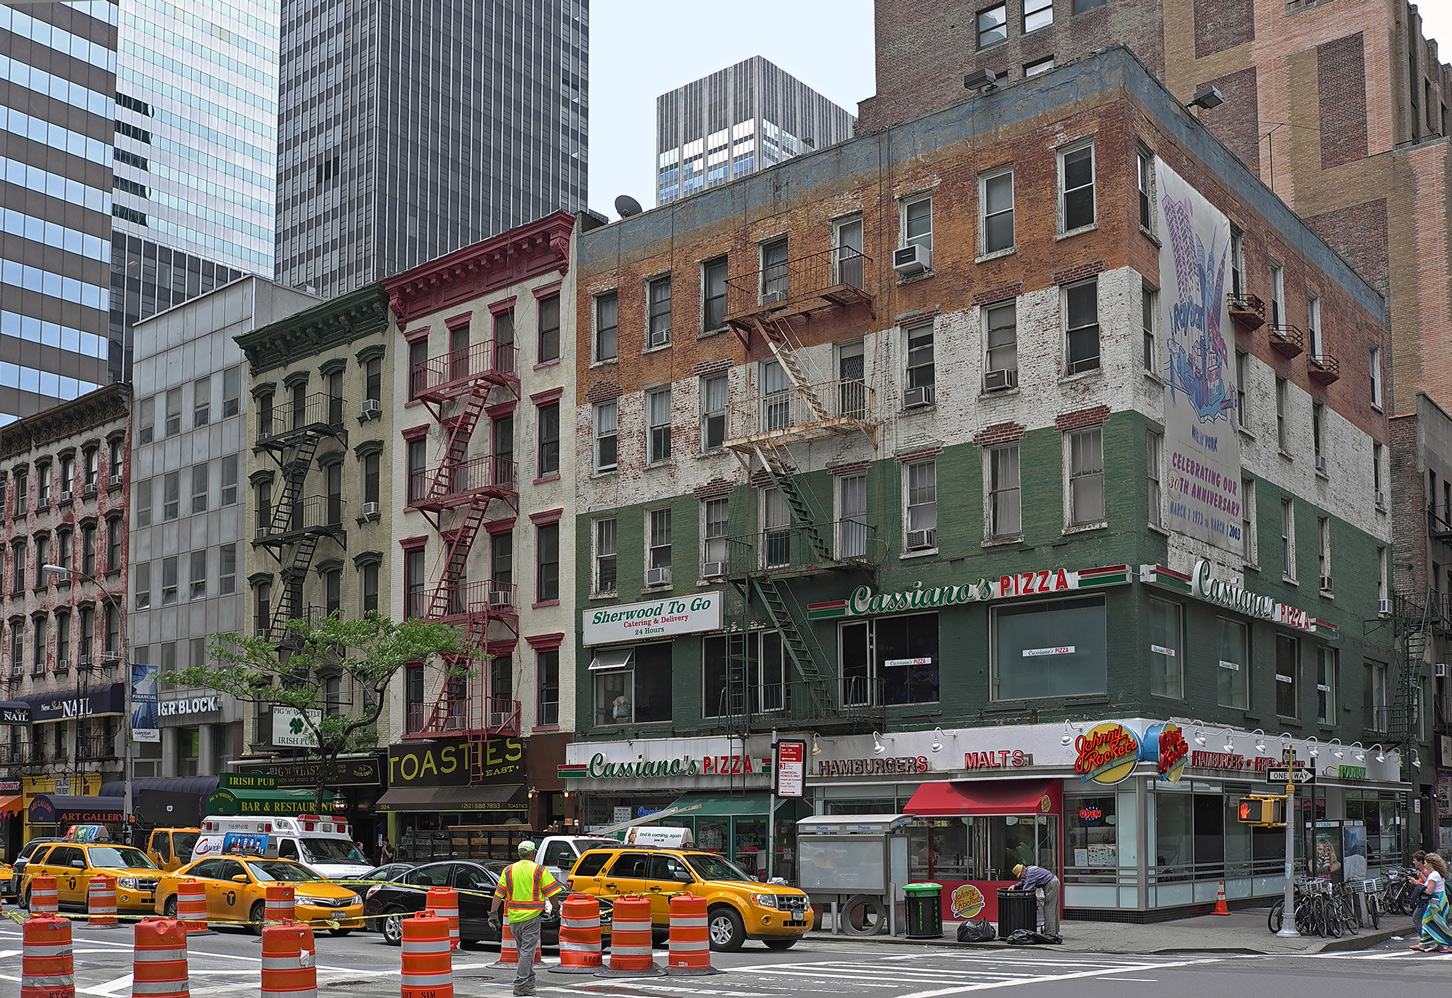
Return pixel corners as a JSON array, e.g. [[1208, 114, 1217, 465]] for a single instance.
[[665, 793, 802, 818], [205, 787, 320, 816]]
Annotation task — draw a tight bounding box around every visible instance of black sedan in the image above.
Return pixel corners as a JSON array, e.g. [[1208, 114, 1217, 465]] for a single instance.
[[364, 860, 595, 947], [350, 863, 416, 931]]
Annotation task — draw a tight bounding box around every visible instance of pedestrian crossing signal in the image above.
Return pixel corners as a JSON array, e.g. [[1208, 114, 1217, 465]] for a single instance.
[[1237, 796, 1286, 827]]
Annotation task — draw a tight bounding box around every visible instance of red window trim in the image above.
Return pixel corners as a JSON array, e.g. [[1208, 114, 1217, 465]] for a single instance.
[[401, 424, 429, 442], [486, 400, 517, 420], [398, 535, 428, 552], [488, 296, 517, 317], [530, 387, 564, 406], [445, 310, 473, 330], [403, 325, 430, 344], [526, 632, 565, 652], [532, 280, 563, 301], [485, 518, 517, 536], [529, 507, 563, 526]]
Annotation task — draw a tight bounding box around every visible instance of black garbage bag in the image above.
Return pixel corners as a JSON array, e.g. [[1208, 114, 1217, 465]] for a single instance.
[[956, 918, 996, 942], [1003, 928, 1063, 945]]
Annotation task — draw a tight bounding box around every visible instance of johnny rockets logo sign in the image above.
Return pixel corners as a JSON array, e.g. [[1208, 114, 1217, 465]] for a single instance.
[[1075, 721, 1188, 785]]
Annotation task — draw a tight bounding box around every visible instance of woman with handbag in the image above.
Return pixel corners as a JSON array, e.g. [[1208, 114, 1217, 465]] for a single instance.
[[1412, 852, 1452, 952]]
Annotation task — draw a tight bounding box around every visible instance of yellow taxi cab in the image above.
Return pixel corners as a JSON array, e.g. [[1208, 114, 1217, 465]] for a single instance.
[[566, 845, 814, 951], [20, 841, 161, 912], [156, 855, 363, 935], [146, 828, 201, 873]]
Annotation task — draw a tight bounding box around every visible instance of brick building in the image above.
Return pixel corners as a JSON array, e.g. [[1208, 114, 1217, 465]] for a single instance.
[[0, 384, 131, 852], [564, 48, 1405, 920]]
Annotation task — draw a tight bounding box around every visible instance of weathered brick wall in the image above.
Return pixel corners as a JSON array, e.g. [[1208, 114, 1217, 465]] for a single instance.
[[1318, 33, 1370, 169], [1194, 68, 1261, 174]]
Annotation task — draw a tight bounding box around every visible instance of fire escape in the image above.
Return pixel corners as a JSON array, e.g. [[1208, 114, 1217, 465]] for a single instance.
[[254, 391, 348, 645], [718, 246, 882, 733], [406, 337, 522, 764]]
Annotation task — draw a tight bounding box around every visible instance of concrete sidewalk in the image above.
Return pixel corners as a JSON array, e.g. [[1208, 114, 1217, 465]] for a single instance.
[[812, 906, 1414, 954]]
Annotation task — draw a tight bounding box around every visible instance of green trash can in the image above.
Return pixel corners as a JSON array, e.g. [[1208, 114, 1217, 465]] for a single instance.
[[904, 882, 943, 939]]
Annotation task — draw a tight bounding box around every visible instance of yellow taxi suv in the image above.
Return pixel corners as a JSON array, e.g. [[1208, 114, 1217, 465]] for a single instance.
[[20, 842, 161, 913], [156, 856, 363, 935], [566, 846, 813, 951]]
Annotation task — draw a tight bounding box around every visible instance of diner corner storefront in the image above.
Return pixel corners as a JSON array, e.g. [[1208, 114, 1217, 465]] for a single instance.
[[377, 738, 528, 858], [231, 753, 387, 855]]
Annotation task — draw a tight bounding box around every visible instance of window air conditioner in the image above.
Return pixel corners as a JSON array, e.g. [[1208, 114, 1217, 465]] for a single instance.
[[488, 589, 512, 609], [59, 491, 72, 503], [255, 526, 268, 540], [488, 711, 511, 729], [906, 528, 936, 550], [703, 561, 725, 579], [1379, 598, 1393, 617], [761, 290, 788, 304], [904, 385, 935, 408], [102, 652, 120, 664], [361, 501, 381, 520], [1436, 663, 1449, 679], [110, 473, 123, 487], [55, 658, 68, 672], [892, 244, 932, 277], [51, 571, 70, 585], [983, 368, 1018, 392], [1319, 575, 1334, 592], [1314, 455, 1327, 474], [83, 483, 97, 496], [360, 399, 381, 418], [1376, 490, 1387, 507], [78, 654, 92, 668], [647, 567, 673, 587]]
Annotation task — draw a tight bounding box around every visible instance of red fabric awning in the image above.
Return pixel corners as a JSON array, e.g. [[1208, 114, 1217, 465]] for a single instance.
[[904, 780, 1060, 816]]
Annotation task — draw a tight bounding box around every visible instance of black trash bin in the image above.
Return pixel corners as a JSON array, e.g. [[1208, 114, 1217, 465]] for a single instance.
[[997, 888, 1037, 938], [903, 883, 943, 939]]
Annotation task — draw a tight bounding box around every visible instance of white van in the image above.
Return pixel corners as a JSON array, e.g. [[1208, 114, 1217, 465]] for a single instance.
[[191, 814, 372, 879]]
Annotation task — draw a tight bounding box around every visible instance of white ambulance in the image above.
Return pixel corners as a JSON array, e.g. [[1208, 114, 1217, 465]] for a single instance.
[[190, 814, 372, 879]]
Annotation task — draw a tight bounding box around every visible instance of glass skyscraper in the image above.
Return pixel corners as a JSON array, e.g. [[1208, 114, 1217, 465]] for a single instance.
[[656, 56, 856, 205], [274, 0, 588, 299]]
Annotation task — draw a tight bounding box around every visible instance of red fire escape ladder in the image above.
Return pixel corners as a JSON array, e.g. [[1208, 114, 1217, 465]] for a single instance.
[[427, 505, 488, 619], [429, 393, 488, 501]]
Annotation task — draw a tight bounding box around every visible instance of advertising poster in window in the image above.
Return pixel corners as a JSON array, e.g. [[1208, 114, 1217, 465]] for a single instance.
[[130, 662, 159, 744], [1156, 161, 1241, 552]]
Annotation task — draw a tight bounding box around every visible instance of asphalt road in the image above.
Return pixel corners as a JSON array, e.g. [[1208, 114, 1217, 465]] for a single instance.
[[1, 920, 1450, 997]]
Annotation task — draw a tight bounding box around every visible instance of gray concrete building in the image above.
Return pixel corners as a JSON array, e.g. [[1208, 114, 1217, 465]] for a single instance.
[[273, 0, 589, 300], [655, 55, 856, 205], [127, 276, 317, 778]]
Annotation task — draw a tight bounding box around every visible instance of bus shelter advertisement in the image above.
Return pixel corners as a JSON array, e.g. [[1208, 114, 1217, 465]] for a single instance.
[[1157, 160, 1240, 553]]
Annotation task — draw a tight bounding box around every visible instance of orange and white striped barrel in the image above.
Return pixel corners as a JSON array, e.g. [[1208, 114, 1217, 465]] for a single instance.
[[132, 918, 189, 998], [400, 911, 452, 998], [490, 918, 543, 968], [86, 876, 118, 928], [175, 881, 208, 935], [21, 914, 73, 998], [548, 894, 602, 975], [260, 923, 316, 998], [424, 887, 459, 950], [28, 875, 59, 916], [265, 884, 295, 926], [665, 894, 716, 975], [602, 895, 659, 976]]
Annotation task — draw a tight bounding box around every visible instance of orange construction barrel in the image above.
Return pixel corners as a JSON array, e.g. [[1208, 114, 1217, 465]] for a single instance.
[[265, 884, 296, 926], [260, 922, 316, 998], [424, 886, 460, 950], [174, 881, 209, 935], [598, 895, 661, 977], [21, 914, 73, 998], [548, 894, 602, 975], [488, 918, 543, 969], [400, 911, 452, 998], [665, 894, 717, 976], [87, 876, 118, 928], [133, 917, 189, 998], [28, 875, 59, 917]]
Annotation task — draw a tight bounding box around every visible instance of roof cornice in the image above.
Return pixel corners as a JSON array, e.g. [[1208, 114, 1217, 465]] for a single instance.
[[235, 285, 392, 376]]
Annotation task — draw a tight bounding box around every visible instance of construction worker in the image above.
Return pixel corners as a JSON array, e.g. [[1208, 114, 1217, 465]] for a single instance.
[[489, 840, 564, 996]]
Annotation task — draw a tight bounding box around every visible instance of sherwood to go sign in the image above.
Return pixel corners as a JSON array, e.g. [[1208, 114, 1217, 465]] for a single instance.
[[583, 592, 722, 646], [808, 565, 1130, 620]]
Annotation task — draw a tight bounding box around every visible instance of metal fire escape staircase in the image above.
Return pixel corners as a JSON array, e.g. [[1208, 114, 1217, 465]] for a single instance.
[[1389, 591, 1434, 744]]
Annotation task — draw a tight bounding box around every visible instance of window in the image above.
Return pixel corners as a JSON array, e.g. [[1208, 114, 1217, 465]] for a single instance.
[[56, 531, 71, 575], [106, 517, 121, 571], [253, 580, 271, 636], [1275, 634, 1299, 718], [32, 616, 45, 674], [1373, 442, 1385, 504], [1024, 55, 1055, 77], [1072, 0, 1104, 11], [1317, 516, 1331, 590], [1236, 351, 1249, 428], [324, 569, 341, 615], [1280, 497, 1296, 579], [1065, 279, 1100, 373], [59, 454, 74, 495], [133, 478, 152, 527], [162, 557, 178, 605], [833, 216, 865, 289], [1307, 293, 1321, 355], [1377, 545, 1388, 602], [10, 541, 23, 593], [1241, 476, 1256, 563], [492, 414, 514, 488], [221, 367, 241, 417], [761, 237, 789, 299], [220, 544, 236, 595], [1270, 262, 1285, 326], [980, 169, 1014, 255], [838, 474, 867, 558], [988, 444, 1021, 539], [537, 650, 560, 727], [492, 531, 513, 587], [78, 607, 93, 664], [163, 472, 179, 520], [191, 463, 208, 514], [761, 488, 790, 568], [189, 550, 206, 601], [1230, 225, 1244, 297], [1216, 617, 1249, 709], [977, 3, 1006, 47], [591, 401, 618, 472], [1068, 426, 1105, 526], [406, 438, 427, 503], [8, 625, 20, 676], [1316, 647, 1337, 723], [193, 377, 211, 426], [702, 499, 729, 575], [362, 562, 379, 613], [536, 523, 559, 603], [840, 613, 941, 707], [702, 257, 728, 331], [647, 277, 671, 348], [700, 375, 727, 451], [12, 469, 24, 516], [1370, 346, 1382, 408], [83, 448, 98, 490], [449, 323, 471, 381], [901, 195, 932, 253], [1275, 377, 1289, 450], [55, 613, 70, 670], [980, 305, 1019, 394], [1024, 0, 1052, 31], [992, 596, 1107, 699], [646, 387, 672, 463], [257, 391, 274, 438], [1142, 285, 1158, 374], [81, 524, 95, 577], [1137, 146, 1155, 232], [648, 508, 672, 580], [905, 460, 937, 550], [537, 402, 560, 477], [593, 642, 672, 725], [538, 295, 561, 362], [594, 518, 618, 594], [365, 357, 382, 405], [1366, 661, 1388, 732], [408, 339, 428, 399], [1312, 402, 1324, 464], [138, 398, 154, 444], [165, 389, 181, 437], [594, 292, 618, 361], [36, 463, 49, 506], [1147, 598, 1182, 698], [1059, 143, 1095, 232], [906, 322, 935, 399], [1147, 430, 1163, 528], [135, 563, 151, 610]]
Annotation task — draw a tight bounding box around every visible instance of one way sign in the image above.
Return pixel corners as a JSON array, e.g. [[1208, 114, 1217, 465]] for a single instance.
[[1268, 767, 1316, 784]]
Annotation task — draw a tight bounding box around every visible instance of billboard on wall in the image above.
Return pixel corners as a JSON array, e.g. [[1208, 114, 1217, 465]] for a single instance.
[[1157, 160, 1241, 553]]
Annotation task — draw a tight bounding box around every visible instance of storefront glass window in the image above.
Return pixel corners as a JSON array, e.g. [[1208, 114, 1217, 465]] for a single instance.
[[593, 643, 673, 725], [1216, 617, 1248, 709], [1154, 791, 1193, 881], [1065, 796, 1117, 872], [841, 621, 871, 706], [1147, 598, 1182, 698], [992, 596, 1106, 700], [697, 819, 729, 856], [1275, 634, 1299, 717], [734, 818, 767, 879], [877, 613, 939, 705]]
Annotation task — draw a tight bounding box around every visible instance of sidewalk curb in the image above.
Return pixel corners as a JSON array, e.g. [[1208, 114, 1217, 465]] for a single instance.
[[799, 925, 1400, 956]]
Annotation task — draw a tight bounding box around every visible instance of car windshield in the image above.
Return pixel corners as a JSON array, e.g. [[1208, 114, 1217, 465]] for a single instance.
[[301, 838, 364, 863], [247, 861, 326, 883], [685, 855, 756, 883], [173, 834, 199, 857], [88, 847, 156, 870]]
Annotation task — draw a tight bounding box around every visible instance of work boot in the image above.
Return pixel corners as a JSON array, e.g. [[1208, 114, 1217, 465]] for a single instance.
[[512, 985, 535, 997]]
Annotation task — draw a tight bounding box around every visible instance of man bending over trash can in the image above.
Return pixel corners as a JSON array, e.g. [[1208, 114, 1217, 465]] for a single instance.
[[1011, 862, 1061, 935], [490, 840, 565, 996]]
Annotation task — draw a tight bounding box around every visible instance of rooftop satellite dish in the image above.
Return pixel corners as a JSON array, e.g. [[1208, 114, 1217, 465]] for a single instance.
[[615, 195, 643, 218]]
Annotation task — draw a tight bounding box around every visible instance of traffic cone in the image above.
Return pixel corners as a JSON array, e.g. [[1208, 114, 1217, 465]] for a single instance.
[[1212, 880, 1231, 915]]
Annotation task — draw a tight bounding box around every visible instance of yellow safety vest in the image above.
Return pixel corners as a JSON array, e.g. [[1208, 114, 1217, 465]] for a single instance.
[[494, 859, 561, 923]]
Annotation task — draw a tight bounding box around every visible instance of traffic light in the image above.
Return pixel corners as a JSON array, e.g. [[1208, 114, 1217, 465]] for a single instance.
[[1237, 796, 1286, 826]]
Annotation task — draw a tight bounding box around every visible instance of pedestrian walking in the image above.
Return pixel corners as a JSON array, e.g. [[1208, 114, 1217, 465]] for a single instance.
[[1011, 862, 1061, 935], [379, 838, 395, 864], [1411, 852, 1452, 952], [1408, 850, 1430, 926], [489, 840, 565, 996]]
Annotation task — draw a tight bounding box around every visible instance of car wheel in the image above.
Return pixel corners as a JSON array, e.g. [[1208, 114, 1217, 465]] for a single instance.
[[763, 938, 797, 950], [249, 901, 267, 936], [382, 908, 405, 946], [329, 929, 352, 937], [707, 906, 745, 952], [164, 896, 179, 919]]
